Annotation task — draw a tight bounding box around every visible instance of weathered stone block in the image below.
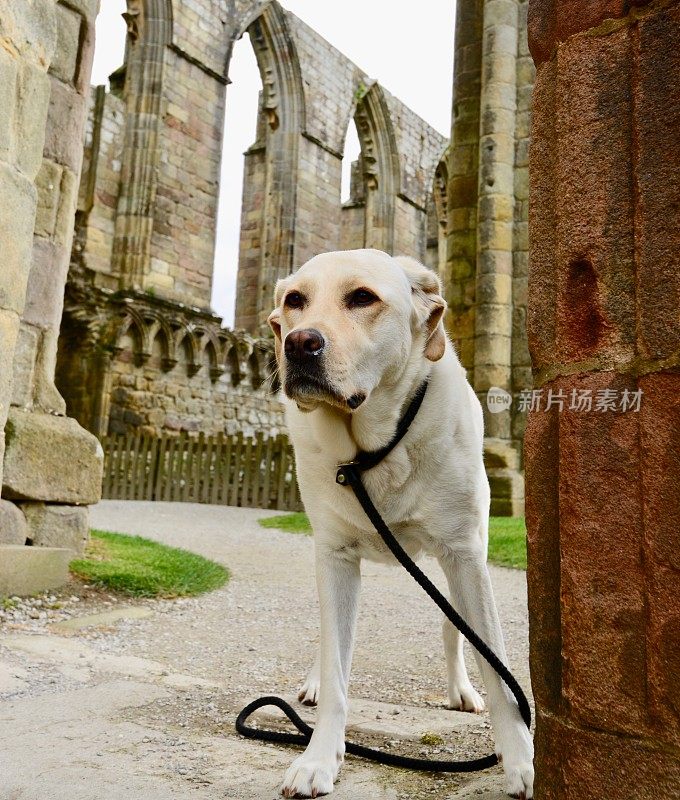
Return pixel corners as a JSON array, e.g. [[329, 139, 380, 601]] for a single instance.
[[533, 3, 634, 63], [0, 500, 28, 545], [527, 59, 557, 372], [0, 0, 57, 68], [34, 158, 63, 237], [475, 302, 512, 338], [474, 333, 512, 367], [525, 404, 562, 716], [16, 61, 53, 178], [474, 364, 511, 392], [43, 79, 87, 171], [50, 3, 82, 84], [0, 309, 20, 419], [482, 404, 511, 439], [10, 323, 39, 408], [484, 437, 520, 470], [22, 502, 89, 555], [0, 163, 38, 315], [554, 26, 636, 367], [23, 238, 70, 329], [639, 372, 680, 572], [0, 545, 71, 597], [0, 48, 18, 164], [34, 161, 60, 238], [534, 710, 680, 800], [556, 372, 647, 736], [634, 4, 680, 362], [2, 408, 103, 504]]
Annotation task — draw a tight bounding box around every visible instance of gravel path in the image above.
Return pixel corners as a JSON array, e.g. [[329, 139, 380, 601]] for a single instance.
[[0, 500, 532, 800]]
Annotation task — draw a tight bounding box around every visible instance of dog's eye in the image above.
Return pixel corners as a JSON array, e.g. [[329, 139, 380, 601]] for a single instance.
[[348, 288, 379, 308], [284, 291, 305, 309]]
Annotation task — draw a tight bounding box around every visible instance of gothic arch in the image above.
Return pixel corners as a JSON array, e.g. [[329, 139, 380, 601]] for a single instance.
[[232, 1, 307, 333], [195, 327, 224, 382], [175, 327, 199, 376], [223, 341, 241, 386], [148, 322, 174, 371], [352, 82, 400, 253], [112, 311, 148, 365], [242, 1, 305, 135]]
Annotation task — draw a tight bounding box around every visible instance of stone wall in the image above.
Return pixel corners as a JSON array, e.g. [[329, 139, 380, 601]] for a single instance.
[[57, 286, 283, 439], [445, 0, 535, 515], [0, 0, 103, 568], [107, 342, 283, 439], [526, 0, 680, 797], [59, 0, 447, 446]]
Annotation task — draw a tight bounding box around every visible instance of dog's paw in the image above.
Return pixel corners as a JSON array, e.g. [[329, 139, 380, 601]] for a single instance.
[[280, 756, 337, 798], [497, 723, 534, 799], [502, 759, 534, 800], [298, 674, 320, 707], [447, 679, 485, 713]]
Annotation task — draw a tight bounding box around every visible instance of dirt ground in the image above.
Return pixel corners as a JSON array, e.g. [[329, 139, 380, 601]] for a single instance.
[[0, 501, 533, 800]]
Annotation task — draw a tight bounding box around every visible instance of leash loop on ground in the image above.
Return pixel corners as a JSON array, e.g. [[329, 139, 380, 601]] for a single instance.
[[236, 380, 531, 772]]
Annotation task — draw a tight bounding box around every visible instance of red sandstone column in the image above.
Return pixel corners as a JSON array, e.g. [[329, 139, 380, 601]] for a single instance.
[[525, 1, 680, 798]]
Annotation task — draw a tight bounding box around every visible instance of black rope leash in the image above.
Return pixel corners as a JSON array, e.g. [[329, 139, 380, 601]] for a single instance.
[[236, 380, 531, 772]]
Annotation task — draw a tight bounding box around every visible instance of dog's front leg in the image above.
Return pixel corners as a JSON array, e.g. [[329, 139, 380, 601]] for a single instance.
[[281, 546, 360, 798], [438, 550, 534, 800]]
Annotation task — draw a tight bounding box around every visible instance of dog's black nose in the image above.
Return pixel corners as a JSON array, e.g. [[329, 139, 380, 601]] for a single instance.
[[284, 328, 325, 362]]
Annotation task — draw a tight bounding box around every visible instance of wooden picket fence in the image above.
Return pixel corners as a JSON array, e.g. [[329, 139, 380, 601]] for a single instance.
[[100, 431, 303, 511]]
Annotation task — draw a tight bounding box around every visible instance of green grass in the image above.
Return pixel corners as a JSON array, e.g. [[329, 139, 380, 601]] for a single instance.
[[70, 530, 229, 598], [487, 516, 527, 570], [259, 514, 527, 570], [259, 512, 312, 535]]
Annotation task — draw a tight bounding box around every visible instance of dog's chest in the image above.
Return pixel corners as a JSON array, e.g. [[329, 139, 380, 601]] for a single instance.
[[338, 519, 426, 564], [297, 446, 435, 562]]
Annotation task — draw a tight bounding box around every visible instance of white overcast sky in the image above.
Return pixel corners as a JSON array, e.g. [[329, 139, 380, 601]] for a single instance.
[[92, 1, 455, 326]]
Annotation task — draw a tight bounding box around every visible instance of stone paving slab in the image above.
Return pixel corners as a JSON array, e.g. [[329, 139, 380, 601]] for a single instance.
[[250, 693, 482, 741]]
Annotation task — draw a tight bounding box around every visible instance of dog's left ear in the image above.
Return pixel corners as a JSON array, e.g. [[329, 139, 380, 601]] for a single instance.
[[267, 277, 289, 365], [394, 256, 447, 362]]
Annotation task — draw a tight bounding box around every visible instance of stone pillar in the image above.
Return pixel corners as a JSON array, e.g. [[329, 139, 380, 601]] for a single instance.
[[446, 0, 530, 516], [0, 1, 57, 488], [112, 0, 172, 292], [474, 0, 518, 414], [526, 1, 680, 797], [475, 0, 524, 515], [1, 0, 103, 577], [444, 0, 484, 375], [15, 0, 98, 415]]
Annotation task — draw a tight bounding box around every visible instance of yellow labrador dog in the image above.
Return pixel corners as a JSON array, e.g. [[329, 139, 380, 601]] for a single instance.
[[268, 249, 533, 799]]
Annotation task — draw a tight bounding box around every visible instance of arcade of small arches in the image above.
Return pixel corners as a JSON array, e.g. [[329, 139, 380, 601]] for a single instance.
[[110, 310, 270, 390]]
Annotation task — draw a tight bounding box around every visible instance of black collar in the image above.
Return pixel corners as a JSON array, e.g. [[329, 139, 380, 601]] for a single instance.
[[336, 380, 429, 484]]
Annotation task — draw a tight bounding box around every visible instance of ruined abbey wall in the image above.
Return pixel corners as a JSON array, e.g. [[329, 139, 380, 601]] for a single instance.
[[59, 0, 447, 443], [0, 0, 102, 566]]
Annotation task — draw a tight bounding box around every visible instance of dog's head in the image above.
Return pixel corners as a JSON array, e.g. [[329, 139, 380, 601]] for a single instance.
[[267, 249, 447, 412]]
